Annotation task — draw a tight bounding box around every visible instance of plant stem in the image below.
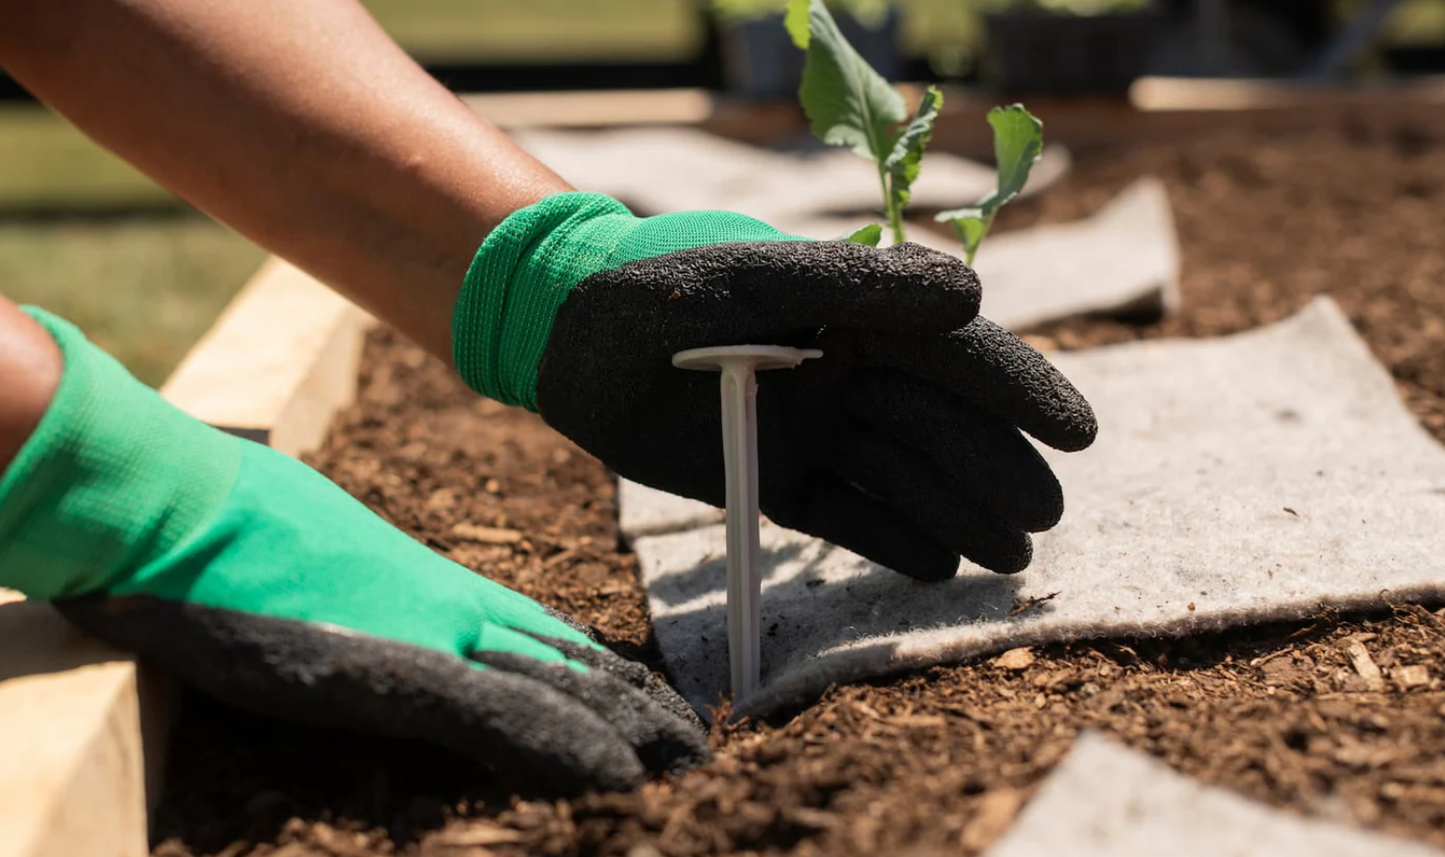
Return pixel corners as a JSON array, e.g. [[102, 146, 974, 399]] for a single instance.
[[879, 168, 905, 245], [964, 212, 995, 266]]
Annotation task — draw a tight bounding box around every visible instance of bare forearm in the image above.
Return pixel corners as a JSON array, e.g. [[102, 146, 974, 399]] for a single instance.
[[0, 296, 62, 473], [0, 0, 571, 362]]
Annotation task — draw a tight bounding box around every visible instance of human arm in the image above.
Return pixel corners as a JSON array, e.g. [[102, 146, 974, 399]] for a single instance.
[[0, 299, 61, 472], [0, 0, 568, 363]]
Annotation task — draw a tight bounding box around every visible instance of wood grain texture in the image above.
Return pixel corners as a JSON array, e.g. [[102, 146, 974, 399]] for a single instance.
[[159, 256, 372, 458], [0, 603, 151, 857], [1, 254, 368, 855]]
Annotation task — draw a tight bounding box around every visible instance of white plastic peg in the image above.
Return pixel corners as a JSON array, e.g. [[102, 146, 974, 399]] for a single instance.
[[672, 344, 822, 703]]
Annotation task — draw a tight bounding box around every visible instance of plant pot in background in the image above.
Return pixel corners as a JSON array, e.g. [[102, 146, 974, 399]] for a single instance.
[[982, 9, 1165, 96], [719, 7, 904, 100]]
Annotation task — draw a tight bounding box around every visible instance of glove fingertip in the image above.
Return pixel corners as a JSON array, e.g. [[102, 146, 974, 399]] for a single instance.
[[899, 552, 964, 583], [980, 532, 1033, 576], [513, 630, 709, 737], [478, 649, 712, 778], [540, 604, 605, 646], [773, 241, 980, 333], [1035, 391, 1099, 453], [934, 317, 1100, 454], [769, 481, 962, 583], [879, 241, 982, 330]]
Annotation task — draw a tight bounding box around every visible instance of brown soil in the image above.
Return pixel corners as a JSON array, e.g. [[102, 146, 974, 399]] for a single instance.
[[990, 120, 1445, 441], [153, 121, 1445, 857]]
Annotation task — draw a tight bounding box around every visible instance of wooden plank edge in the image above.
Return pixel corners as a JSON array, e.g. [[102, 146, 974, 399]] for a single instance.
[[458, 82, 1445, 158], [159, 255, 374, 458], [1129, 74, 1445, 112], [0, 598, 175, 857], [0, 255, 369, 856], [928, 78, 1445, 158], [462, 88, 717, 129]]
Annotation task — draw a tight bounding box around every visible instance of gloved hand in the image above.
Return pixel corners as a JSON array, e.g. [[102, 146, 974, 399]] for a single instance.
[[455, 193, 1096, 580], [0, 308, 708, 796]]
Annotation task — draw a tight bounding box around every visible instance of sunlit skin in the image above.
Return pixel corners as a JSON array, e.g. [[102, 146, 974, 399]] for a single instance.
[[0, 0, 577, 472], [0, 297, 61, 472], [0, 0, 573, 360]]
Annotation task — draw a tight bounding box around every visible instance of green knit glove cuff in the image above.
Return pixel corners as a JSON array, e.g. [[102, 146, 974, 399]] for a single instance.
[[454, 192, 636, 411], [0, 309, 240, 600]]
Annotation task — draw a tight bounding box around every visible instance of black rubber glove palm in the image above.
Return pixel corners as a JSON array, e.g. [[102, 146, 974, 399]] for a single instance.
[[537, 240, 1097, 581]]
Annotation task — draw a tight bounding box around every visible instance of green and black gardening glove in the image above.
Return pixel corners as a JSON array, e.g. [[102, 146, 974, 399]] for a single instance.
[[0, 309, 709, 796], [455, 193, 1096, 580]]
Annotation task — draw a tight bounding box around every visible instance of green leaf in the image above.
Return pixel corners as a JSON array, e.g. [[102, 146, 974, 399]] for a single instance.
[[838, 223, 883, 246], [784, 0, 810, 48], [795, 0, 906, 164], [936, 103, 1044, 265], [945, 210, 989, 265], [882, 85, 943, 213], [984, 104, 1044, 212]]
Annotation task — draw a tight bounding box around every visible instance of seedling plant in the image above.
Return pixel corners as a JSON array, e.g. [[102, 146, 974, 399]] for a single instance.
[[786, 0, 1045, 263], [697, 2, 1052, 704]]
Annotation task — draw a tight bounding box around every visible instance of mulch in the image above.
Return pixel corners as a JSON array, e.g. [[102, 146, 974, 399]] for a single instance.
[[152, 118, 1445, 857]]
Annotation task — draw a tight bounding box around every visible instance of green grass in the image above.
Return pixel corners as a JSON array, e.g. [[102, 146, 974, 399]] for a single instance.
[[361, 0, 704, 62], [0, 220, 264, 386], [1385, 0, 1445, 45], [361, 0, 987, 66], [0, 107, 173, 210]]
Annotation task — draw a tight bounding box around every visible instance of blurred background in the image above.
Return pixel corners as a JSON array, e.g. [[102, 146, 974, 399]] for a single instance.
[[2, 0, 1443, 383]]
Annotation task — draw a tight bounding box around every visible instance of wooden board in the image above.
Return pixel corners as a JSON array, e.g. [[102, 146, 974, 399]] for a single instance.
[[0, 601, 171, 857], [160, 257, 373, 458], [463, 88, 716, 129], [460, 79, 1445, 159]]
